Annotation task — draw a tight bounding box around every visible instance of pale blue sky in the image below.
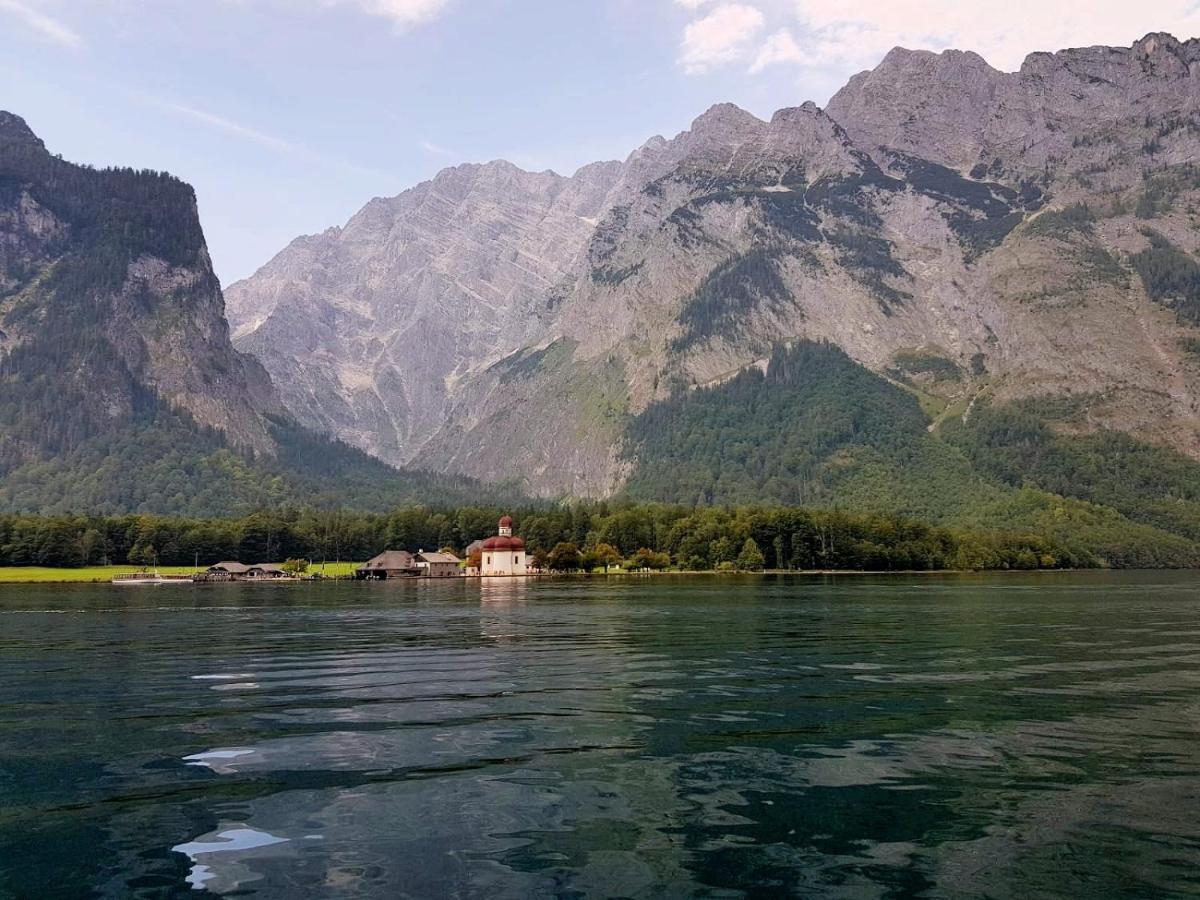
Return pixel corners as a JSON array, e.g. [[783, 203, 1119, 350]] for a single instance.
[[5, 0, 1199, 283]]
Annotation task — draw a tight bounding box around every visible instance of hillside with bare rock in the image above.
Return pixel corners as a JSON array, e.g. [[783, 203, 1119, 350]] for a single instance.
[[228, 34, 1200, 513]]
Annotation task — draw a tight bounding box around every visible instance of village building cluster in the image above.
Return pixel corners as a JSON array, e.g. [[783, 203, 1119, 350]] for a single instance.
[[356, 515, 530, 579], [175, 516, 531, 583]]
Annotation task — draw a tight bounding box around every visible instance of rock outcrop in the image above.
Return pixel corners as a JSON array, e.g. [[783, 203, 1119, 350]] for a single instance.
[[0, 111, 283, 457]]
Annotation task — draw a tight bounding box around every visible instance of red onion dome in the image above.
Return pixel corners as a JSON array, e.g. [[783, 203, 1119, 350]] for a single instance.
[[509, 536, 525, 550], [483, 536, 515, 550], [499, 515, 514, 528]]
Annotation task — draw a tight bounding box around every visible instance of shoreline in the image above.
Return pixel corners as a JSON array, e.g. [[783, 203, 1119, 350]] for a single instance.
[[0, 566, 1164, 585]]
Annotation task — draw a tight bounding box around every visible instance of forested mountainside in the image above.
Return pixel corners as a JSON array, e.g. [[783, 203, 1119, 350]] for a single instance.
[[229, 33, 1200, 510], [623, 341, 1200, 568], [0, 112, 521, 516]]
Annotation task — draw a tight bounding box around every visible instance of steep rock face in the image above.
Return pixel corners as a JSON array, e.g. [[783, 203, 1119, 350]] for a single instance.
[[824, 48, 1004, 172], [225, 159, 633, 464], [230, 35, 1200, 496], [0, 111, 281, 460]]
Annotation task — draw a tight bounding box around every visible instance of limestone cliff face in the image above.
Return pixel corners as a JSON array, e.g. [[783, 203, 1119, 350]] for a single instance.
[[228, 35, 1200, 496], [0, 111, 282, 458], [225, 159, 633, 465]]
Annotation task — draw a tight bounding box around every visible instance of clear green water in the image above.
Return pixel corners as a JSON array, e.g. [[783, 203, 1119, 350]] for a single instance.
[[2, 573, 1200, 898]]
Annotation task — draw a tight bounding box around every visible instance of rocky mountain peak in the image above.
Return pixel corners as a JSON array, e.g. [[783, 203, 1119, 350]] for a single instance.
[[876, 45, 998, 75], [825, 48, 1005, 170], [1130, 31, 1200, 66], [628, 134, 669, 161], [0, 111, 46, 152], [768, 101, 826, 127], [669, 103, 771, 169], [828, 32, 1200, 175], [689, 102, 765, 135]]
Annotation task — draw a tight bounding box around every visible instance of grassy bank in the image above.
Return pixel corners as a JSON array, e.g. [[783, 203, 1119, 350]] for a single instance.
[[0, 561, 364, 583], [0, 566, 200, 583]]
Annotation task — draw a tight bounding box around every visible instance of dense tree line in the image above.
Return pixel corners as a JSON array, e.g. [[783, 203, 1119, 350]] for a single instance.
[[0, 133, 206, 288], [0, 501, 1151, 572]]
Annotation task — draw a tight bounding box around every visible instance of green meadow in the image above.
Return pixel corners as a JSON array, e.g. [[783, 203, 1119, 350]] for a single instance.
[[0, 562, 363, 583], [0, 566, 200, 583]]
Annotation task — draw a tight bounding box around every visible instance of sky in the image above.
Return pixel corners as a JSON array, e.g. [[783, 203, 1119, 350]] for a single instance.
[[5, 0, 1200, 284]]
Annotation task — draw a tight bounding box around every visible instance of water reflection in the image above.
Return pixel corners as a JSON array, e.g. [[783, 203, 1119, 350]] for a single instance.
[[477, 577, 531, 603], [183, 748, 258, 772], [2, 573, 1200, 897], [172, 825, 292, 892]]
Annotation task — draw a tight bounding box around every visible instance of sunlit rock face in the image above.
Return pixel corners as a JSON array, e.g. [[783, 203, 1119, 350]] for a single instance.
[[229, 34, 1200, 496]]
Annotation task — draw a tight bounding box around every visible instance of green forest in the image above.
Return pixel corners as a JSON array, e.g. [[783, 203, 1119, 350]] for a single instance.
[[623, 341, 1200, 568], [0, 502, 1098, 572], [0, 402, 525, 517]]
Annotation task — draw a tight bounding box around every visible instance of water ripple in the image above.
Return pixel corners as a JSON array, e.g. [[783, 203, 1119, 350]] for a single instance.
[[2, 573, 1200, 897]]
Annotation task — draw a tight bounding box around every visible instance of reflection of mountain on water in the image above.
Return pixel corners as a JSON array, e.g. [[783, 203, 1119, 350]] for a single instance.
[[171, 825, 294, 894]]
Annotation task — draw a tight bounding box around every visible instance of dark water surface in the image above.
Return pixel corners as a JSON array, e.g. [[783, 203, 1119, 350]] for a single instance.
[[2, 573, 1200, 898]]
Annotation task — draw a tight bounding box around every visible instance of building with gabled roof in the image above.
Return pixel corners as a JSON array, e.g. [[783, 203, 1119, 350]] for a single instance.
[[356, 550, 417, 580], [415, 550, 461, 577]]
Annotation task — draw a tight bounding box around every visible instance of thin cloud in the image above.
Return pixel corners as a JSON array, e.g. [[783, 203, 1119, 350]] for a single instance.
[[0, 0, 82, 47], [133, 93, 391, 180], [419, 139, 458, 157], [145, 97, 301, 154]]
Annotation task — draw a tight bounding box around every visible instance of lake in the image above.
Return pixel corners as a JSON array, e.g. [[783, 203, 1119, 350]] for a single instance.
[[2, 572, 1199, 898]]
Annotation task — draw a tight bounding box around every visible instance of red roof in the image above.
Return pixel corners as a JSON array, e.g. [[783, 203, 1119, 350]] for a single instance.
[[499, 515, 513, 528], [482, 535, 525, 551]]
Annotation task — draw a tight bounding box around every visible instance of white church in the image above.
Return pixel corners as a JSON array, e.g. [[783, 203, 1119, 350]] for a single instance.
[[480, 515, 529, 576]]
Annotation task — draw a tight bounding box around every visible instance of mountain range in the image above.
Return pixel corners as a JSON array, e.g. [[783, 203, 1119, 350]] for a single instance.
[[4, 33, 1200, 563], [227, 34, 1200, 498]]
